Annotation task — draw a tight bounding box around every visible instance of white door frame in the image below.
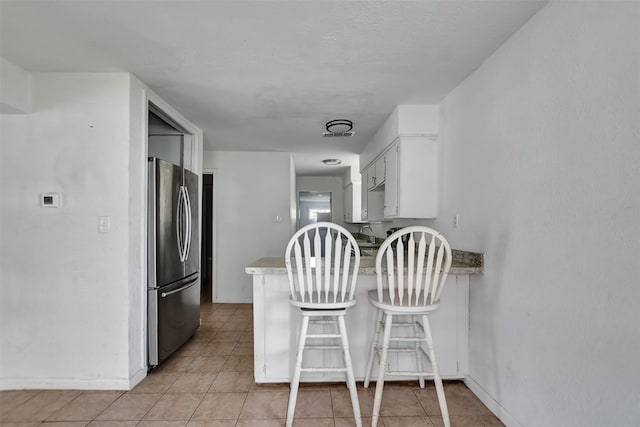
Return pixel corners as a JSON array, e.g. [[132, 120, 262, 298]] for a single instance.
[[141, 87, 203, 372]]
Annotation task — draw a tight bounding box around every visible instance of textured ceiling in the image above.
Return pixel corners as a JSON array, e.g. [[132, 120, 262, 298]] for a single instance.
[[0, 0, 547, 175]]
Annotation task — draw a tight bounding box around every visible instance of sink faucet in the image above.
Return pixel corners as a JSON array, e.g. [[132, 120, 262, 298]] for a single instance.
[[359, 225, 376, 243]]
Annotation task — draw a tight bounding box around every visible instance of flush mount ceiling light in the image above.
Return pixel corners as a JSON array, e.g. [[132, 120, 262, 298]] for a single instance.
[[323, 119, 355, 137], [322, 158, 342, 166]]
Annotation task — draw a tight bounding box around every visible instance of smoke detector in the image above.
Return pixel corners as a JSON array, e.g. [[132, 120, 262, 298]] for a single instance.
[[322, 159, 342, 166], [323, 119, 355, 137]]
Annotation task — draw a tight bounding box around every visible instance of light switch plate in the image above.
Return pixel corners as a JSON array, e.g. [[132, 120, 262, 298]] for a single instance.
[[98, 216, 111, 233]]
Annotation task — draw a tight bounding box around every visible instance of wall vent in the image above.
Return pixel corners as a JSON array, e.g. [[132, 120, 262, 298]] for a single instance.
[[322, 131, 355, 137]]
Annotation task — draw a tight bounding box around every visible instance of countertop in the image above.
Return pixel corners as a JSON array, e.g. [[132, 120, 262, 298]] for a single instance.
[[245, 249, 483, 276]]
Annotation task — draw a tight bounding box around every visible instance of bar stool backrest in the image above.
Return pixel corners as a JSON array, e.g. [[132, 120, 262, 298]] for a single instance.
[[375, 226, 452, 306], [285, 222, 360, 306]]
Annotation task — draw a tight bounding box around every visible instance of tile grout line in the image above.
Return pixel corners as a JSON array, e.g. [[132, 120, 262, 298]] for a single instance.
[[0, 390, 42, 422]]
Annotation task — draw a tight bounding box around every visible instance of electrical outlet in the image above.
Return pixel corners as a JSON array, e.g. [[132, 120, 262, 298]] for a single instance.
[[453, 213, 459, 229]]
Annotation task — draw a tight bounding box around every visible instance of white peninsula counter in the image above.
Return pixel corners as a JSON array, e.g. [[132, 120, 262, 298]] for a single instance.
[[245, 253, 482, 383]]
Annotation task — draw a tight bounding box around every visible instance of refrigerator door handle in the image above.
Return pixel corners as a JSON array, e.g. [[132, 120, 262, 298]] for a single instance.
[[183, 186, 192, 260], [176, 187, 186, 262], [160, 277, 198, 297]]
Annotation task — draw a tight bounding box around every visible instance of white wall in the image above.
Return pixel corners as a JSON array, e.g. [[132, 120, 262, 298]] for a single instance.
[[0, 72, 202, 390], [0, 73, 133, 388], [203, 151, 293, 302], [426, 2, 640, 426], [296, 176, 345, 228], [0, 57, 30, 113], [289, 156, 297, 236], [127, 74, 147, 385]]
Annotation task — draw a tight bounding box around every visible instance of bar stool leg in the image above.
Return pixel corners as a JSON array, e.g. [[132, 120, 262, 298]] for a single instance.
[[413, 315, 425, 388], [286, 315, 310, 427], [337, 315, 362, 427], [371, 312, 393, 427], [422, 314, 450, 427], [364, 308, 383, 388]]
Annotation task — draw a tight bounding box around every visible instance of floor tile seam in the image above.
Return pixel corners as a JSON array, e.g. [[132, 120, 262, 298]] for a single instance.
[[240, 388, 287, 421], [186, 390, 246, 423], [328, 388, 343, 419], [1, 390, 80, 423], [138, 375, 184, 421], [142, 391, 207, 423], [0, 392, 37, 419], [90, 391, 125, 424], [161, 371, 182, 394], [42, 392, 86, 425], [45, 391, 126, 423], [412, 387, 438, 417], [96, 390, 160, 422], [202, 371, 223, 394], [412, 387, 491, 418]]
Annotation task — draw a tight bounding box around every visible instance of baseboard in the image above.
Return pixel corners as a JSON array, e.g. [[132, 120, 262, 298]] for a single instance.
[[1, 377, 132, 391], [464, 376, 523, 427], [128, 366, 148, 390], [0, 367, 149, 391]]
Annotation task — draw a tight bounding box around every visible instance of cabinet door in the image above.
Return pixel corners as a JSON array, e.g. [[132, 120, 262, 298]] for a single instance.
[[395, 138, 438, 218], [375, 156, 386, 186], [384, 145, 398, 217], [367, 166, 378, 190], [344, 184, 352, 222], [361, 178, 368, 219]]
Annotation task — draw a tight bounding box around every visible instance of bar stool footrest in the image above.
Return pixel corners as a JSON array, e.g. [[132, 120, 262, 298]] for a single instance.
[[307, 333, 342, 339], [384, 371, 435, 377], [304, 345, 344, 350]]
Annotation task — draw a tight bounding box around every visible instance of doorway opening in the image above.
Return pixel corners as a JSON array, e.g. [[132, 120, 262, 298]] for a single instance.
[[201, 173, 214, 302], [298, 191, 332, 229]]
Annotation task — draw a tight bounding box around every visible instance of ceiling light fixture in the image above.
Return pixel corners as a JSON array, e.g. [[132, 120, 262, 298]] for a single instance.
[[322, 159, 342, 166], [323, 119, 355, 137]]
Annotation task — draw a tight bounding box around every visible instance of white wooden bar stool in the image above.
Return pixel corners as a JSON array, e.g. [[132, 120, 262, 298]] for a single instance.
[[364, 226, 453, 427], [284, 222, 362, 427]]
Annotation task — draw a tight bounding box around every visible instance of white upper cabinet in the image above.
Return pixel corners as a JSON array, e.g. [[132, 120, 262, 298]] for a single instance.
[[383, 144, 398, 217], [366, 154, 387, 191], [374, 156, 386, 188], [361, 164, 385, 221], [366, 166, 376, 191], [360, 178, 368, 220], [383, 137, 437, 218], [361, 105, 439, 219], [366, 183, 385, 221], [344, 183, 353, 222], [343, 181, 363, 223]]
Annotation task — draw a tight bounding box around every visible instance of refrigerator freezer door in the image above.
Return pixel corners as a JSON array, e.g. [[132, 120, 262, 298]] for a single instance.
[[149, 158, 185, 288], [183, 168, 200, 277], [147, 273, 200, 366]]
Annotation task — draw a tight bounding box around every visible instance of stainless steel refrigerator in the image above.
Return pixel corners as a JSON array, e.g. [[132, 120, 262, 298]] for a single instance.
[[147, 157, 200, 367]]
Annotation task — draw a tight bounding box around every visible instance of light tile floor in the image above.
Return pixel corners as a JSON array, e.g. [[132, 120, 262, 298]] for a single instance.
[[0, 303, 503, 427]]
